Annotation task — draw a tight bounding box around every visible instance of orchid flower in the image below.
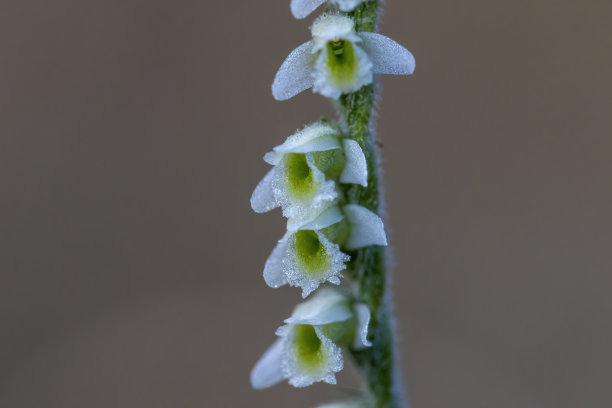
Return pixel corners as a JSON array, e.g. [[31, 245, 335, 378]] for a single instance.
[[250, 288, 371, 389], [264, 204, 387, 297], [251, 122, 367, 230], [272, 14, 415, 100], [291, 0, 367, 20]]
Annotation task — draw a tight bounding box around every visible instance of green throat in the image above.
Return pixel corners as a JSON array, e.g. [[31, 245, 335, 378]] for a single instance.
[[326, 39, 358, 86], [293, 324, 326, 372]]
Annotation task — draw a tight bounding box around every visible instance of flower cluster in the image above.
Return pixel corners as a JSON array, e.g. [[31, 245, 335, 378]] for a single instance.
[[250, 0, 414, 405]]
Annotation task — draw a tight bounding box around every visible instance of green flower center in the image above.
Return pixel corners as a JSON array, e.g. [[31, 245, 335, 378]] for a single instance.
[[294, 230, 330, 277], [284, 153, 316, 201], [326, 39, 358, 85], [320, 316, 357, 347], [320, 218, 350, 247], [293, 324, 326, 371], [311, 148, 346, 180]]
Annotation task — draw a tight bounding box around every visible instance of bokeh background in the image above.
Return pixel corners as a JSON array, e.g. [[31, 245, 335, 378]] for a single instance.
[[1, 0, 611, 407]]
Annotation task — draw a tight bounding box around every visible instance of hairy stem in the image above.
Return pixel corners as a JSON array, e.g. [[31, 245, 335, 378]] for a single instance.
[[337, 2, 405, 407]]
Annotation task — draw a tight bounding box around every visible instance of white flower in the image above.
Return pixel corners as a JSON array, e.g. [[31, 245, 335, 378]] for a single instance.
[[251, 122, 368, 229], [250, 288, 372, 389], [272, 14, 415, 100], [264, 204, 387, 297], [291, 0, 367, 20]]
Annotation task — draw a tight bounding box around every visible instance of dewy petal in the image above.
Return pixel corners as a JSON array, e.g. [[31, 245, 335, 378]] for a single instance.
[[263, 233, 290, 288], [359, 32, 416, 76], [333, 0, 366, 12], [340, 139, 368, 187], [250, 338, 285, 389], [286, 288, 352, 326], [283, 230, 350, 297], [353, 303, 372, 349], [282, 325, 344, 387], [251, 168, 280, 213], [343, 204, 388, 250], [263, 151, 284, 166], [290, 0, 327, 19], [297, 205, 344, 231], [272, 41, 316, 101], [274, 123, 341, 155]]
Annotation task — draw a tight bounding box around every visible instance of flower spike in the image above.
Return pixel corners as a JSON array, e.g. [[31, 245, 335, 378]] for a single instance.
[[272, 14, 415, 100]]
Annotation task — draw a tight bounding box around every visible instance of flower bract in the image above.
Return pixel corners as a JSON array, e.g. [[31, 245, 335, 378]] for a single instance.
[[250, 288, 371, 389], [272, 14, 415, 100]]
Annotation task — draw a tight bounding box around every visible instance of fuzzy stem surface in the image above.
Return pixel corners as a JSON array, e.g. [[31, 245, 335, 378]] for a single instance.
[[337, 2, 405, 407]]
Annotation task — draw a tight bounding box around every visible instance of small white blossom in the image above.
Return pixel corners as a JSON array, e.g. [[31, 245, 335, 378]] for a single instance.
[[251, 122, 368, 229], [250, 288, 372, 389], [272, 14, 415, 100], [264, 204, 387, 297], [291, 0, 367, 20], [264, 206, 350, 298]]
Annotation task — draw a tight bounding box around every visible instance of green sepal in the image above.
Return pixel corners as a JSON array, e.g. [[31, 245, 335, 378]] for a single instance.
[[321, 218, 351, 247], [320, 315, 357, 347], [311, 148, 346, 180]]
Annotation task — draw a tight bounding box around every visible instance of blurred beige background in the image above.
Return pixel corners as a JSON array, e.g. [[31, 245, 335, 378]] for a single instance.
[[1, 0, 611, 407]]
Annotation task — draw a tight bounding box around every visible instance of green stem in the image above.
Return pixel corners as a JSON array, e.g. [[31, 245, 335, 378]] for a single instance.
[[337, 2, 405, 407]]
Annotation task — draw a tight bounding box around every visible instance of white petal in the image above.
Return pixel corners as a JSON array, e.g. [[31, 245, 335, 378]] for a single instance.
[[290, 0, 327, 19], [263, 151, 284, 166], [286, 288, 352, 325], [311, 14, 361, 51], [340, 139, 368, 187], [332, 0, 366, 12], [359, 32, 415, 75], [250, 338, 285, 389], [343, 204, 388, 249], [353, 303, 372, 349], [272, 41, 316, 101], [274, 123, 341, 155], [263, 234, 290, 288], [251, 168, 280, 213], [298, 205, 344, 231]]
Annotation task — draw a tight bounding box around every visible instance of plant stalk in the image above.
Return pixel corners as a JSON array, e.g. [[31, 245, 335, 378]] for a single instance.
[[337, 2, 405, 407]]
